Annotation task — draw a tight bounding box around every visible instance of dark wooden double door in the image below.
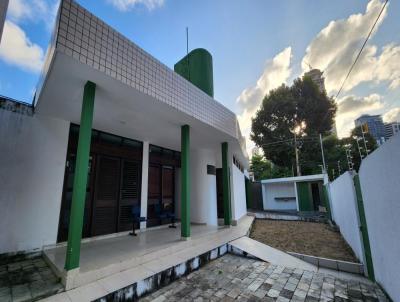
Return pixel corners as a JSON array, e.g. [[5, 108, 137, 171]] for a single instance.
[[57, 154, 141, 242], [147, 164, 175, 227]]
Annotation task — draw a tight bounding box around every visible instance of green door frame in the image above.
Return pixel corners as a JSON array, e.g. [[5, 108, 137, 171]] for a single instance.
[[353, 174, 375, 281], [65, 81, 96, 271]]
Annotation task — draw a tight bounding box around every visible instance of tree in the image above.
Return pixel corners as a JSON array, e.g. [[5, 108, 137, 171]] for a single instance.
[[321, 128, 378, 180], [251, 76, 336, 175], [250, 153, 291, 181]]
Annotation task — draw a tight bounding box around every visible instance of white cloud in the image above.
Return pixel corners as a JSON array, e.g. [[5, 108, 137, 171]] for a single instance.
[[0, 21, 44, 73], [237, 47, 292, 155], [383, 107, 400, 123], [301, 0, 400, 94], [335, 93, 384, 137], [8, 0, 59, 31], [107, 0, 164, 11]]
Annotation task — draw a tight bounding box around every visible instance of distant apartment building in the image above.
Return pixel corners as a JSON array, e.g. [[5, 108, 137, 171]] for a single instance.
[[355, 114, 386, 145], [0, 0, 8, 43], [304, 69, 338, 135], [304, 69, 325, 93], [385, 122, 400, 140]]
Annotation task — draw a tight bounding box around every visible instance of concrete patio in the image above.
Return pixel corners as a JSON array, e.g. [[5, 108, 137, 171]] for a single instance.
[[41, 216, 254, 301]]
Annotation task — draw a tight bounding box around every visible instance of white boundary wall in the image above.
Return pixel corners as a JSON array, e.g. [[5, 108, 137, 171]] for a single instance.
[[0, 110, 69, 254], [359, 134, 400, 301], [329, 172, 364, 262], [231, 163, 247, 222]]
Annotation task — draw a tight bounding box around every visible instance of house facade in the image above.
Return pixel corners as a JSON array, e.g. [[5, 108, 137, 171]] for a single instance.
[[0, 0, 249, 274], [260, 174, 328, 212]]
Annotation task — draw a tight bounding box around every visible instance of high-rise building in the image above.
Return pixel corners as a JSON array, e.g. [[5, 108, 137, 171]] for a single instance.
[[354, 114, 386, 145], [304, 69, 325, 93], [384, 122, 400, 140], [0, 0, 8, 43]]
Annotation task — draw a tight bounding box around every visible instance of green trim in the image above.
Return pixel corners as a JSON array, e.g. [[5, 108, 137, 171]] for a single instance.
[[221, 142, 231, 225], [181, 125, 190, 238], [353, 174, 375, 281], [65, 81, 96, 270]]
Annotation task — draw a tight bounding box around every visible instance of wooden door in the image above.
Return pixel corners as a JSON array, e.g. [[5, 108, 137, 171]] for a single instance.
[[147, 165, 161, 227], [118, 160, 140, 231], [162, 166, 174, 213], [92, 156, 120, 236]]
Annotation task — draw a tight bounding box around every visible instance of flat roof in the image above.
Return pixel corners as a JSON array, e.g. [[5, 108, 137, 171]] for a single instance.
[[261, 174, 325, 184], [35, 0, 248, 166]]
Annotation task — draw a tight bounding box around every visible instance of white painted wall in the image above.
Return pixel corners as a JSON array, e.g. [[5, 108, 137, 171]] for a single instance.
[[359, 134, 400, 301], [0, 110, 69, 254], [140, 141, 149, 229], [262, 183, 297, 211], [329, 172, 364, 262], [231, 162, 247, 221], [189, 149, 218, 225]]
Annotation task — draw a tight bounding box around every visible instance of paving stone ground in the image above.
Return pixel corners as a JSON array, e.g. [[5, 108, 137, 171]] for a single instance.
[[141, 254, 388, 302], [0, 255, 63, 302]]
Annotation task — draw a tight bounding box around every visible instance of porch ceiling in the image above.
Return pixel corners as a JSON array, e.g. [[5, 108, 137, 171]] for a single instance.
[[36, 51, 246, 165]]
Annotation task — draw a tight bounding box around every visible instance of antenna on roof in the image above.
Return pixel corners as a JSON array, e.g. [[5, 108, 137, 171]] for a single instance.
[[186, 27, 190, 80]]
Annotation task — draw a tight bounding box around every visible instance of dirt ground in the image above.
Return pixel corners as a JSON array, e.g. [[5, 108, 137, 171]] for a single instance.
[[249, 219, 358, 262]]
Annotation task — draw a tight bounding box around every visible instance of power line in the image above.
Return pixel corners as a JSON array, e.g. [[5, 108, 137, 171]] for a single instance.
[[335, 0, 388, 99]]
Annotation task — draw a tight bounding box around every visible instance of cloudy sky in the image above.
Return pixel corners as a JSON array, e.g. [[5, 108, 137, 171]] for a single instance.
[[0, 0, 399, 154]]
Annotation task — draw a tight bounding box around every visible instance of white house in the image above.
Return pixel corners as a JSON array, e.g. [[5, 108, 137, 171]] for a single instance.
[[0, 0, 249, 275], [261, 174, 328, 212]]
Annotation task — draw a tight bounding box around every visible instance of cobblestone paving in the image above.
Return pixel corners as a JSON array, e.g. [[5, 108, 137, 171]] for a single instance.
[[141, 254, 388, 302], [0, 255, 63, 302]]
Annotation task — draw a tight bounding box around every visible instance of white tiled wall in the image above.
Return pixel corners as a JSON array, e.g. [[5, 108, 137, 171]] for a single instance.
[[51, 0, 239, 139]]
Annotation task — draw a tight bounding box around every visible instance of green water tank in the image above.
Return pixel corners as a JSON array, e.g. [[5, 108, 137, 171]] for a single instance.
[[174, 48, 214, 97]]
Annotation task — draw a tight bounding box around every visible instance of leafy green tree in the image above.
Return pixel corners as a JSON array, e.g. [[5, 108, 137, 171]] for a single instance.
[[251, 76, 336, 175], [250, 153, 291, 181]]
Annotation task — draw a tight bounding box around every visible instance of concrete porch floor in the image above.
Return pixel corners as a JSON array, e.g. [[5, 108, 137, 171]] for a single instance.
[[43, 216, 254, 295]]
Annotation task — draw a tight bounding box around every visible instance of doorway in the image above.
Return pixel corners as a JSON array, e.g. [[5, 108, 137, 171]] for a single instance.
[[57, 125, 142, 242]]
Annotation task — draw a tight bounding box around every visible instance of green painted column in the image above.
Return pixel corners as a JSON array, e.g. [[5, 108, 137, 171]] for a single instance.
[[221, 142, 231, 225], [65, 81, 96, 271], [181, 125, 190, 238], [353, 175, 375, 281]]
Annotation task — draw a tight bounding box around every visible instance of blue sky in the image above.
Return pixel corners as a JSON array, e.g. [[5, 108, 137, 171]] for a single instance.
[[1, 0, 399, 150]]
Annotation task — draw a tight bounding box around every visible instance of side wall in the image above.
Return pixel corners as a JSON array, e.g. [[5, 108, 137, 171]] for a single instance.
[[359, 134, 400, 301], [190, 149, 218, 225], [262, 183, 297, 211], [0, 110, 69, 254], [231, 163, 247, 221], [329, 172, 364, 262]]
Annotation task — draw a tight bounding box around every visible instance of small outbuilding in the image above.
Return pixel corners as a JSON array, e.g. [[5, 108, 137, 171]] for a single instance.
[[261, 174, 328, 212]]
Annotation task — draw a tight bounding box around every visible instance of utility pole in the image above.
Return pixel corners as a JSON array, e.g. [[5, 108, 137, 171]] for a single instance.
[[319, 133, 327, 174], [337, 160, 341, 175], [294, 132, 301, 176]]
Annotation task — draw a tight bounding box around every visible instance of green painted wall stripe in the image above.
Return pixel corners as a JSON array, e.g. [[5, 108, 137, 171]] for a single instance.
[[353, 175, 375, 281], [181, 125, 190, 238], [65, 81, 96, 270], [221, 142, 231, 225]]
